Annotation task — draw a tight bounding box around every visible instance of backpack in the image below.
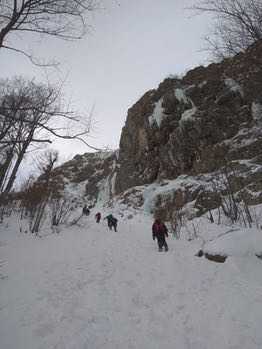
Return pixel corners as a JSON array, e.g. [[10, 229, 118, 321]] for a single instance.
[[154, 222, 167, 236]]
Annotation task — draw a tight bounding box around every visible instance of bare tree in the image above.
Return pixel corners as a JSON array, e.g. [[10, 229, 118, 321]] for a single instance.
[[209, 162, 254, 226], [28, 150, 58, 234], [0, 76, 97, 193], [0, 0, 98, 64], [50, 197, 72, 227], [191, 0, 262, 59]]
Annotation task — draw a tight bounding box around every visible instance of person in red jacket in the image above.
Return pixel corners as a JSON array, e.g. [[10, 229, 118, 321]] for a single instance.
[[95, 212, 101, 223], [152, 218, 169, 252]]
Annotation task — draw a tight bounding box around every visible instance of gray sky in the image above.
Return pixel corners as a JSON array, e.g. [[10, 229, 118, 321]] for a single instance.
[[1, 0, 211, 163]]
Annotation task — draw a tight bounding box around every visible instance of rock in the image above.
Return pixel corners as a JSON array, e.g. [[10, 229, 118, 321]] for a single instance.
[[204, 253, 227, 263], [45, 151, 117, 206], [114, 40, 262, 209]]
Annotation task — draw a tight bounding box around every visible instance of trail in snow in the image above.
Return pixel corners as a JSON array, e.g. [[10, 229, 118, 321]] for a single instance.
[[1, 214, 262, 349]]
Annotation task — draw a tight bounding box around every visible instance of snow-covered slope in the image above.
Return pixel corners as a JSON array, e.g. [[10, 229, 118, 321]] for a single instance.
[[1, 210, 262, 349]]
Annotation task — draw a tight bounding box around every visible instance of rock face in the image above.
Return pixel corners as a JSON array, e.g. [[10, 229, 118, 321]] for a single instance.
[[115, 40, 262, 206], [46, 41, 262, 216], [49, 151, 117, 206]]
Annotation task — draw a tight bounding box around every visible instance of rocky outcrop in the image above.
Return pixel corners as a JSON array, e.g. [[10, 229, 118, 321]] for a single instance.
[[44, 41, 262, 217], [115, 40, 262, 211], [204, 253, 227, 263], [49, 151, 117, 206], [196, 250, 227, 263]]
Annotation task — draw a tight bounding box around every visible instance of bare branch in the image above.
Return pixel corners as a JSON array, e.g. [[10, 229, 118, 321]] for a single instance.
[[0, 0, 99, 65], [190, 0, 262, 59], [1, 44, 59, 66]]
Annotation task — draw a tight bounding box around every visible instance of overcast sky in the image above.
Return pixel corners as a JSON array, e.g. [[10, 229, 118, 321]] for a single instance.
[[1, 0, 211, 164]]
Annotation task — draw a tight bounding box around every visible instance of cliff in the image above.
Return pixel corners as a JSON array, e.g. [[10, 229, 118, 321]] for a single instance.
[[115, 40, 262, 199], [46, 40, 262, 217]]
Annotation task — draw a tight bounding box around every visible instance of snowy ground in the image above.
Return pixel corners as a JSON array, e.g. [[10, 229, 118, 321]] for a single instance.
[[1, 212, 262, 349]]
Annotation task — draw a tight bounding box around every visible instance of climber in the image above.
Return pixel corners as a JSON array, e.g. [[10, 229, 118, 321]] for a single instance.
[[152, 218, 169, 252], [95, 212, 101, 223], [82, 205, 90, 216], [104, 214, 118, 232]]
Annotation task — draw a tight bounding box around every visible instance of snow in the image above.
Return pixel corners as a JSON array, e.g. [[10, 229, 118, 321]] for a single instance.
[[221, 124, 262, 150], [148, 98, 165, 127], [198, 80, 207, 88], [174, 87, 197, 127], [2, 208, 262, 349], [97, 176, 111, 203], [224, 78, 244, 97], [110, 172, 117, 196], [64, 180, 88, 200], [175, 88, 189, 104], [179, 106, 197, 127], [84, 151, 114, 161], [166, 74, 179, 79], [252, 102, 262, 122], [143, 176, 209, 214], [148, 87, 197, 128], [114, 149, 120, 161], [204, 228, 262, 257]]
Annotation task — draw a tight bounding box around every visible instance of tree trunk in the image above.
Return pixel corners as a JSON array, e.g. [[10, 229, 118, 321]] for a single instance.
[[4, 129, 34, 193], [0, 149, 14, 191]]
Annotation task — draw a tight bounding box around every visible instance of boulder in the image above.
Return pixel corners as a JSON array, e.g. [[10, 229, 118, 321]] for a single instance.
[[204, 253, 227, 263]]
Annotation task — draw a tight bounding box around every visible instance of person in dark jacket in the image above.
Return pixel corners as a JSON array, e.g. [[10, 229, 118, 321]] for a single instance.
[[82, 205, 90, 216], [152, 218, 168, 252], [95, 212, 101, 223], [104, 214, 118, 232]]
